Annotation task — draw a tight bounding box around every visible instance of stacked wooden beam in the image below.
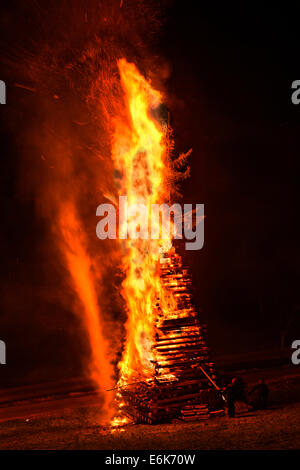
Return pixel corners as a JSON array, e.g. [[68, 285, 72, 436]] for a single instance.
[[181, 404, 210, 421], [119, 249, 224, 424]]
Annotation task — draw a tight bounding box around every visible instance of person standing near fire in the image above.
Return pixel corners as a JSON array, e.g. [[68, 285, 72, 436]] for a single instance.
[[225, 377, 249, 417], [248, 379, 269, 410]]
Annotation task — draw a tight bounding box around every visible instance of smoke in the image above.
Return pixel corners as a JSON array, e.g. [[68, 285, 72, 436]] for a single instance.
[[0, 0, 170, 417]]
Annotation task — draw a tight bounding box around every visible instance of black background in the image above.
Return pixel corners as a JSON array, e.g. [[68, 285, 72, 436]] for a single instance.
[[161, 3, 300, 355]]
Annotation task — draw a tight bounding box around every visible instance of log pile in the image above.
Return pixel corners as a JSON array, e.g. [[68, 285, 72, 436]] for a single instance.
[[181, 404, 210, 421], [118, 249, 224, 424]]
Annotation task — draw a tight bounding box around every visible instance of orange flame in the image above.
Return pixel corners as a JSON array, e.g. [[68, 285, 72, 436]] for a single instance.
[[112, 59, 176, 386], [59, 201, 114, 421]]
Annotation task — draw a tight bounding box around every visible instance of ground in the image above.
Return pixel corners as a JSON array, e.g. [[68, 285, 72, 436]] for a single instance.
[[1, 364, 300, 450]]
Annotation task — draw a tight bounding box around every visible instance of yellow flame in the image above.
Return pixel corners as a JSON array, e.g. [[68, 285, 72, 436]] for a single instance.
[[112, 59, 176, 385]]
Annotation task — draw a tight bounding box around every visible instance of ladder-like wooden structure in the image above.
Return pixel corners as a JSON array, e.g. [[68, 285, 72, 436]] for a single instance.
[[118, 249, 223, 424]]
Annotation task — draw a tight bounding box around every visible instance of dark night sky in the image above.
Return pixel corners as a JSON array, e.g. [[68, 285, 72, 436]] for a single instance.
[[0, 2, 300, 387], [160, 3, 300, 354]]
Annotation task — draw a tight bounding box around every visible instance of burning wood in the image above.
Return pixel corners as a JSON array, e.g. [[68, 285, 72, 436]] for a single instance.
[[110, 60, 222, 425], [113, 250, 223, 424]]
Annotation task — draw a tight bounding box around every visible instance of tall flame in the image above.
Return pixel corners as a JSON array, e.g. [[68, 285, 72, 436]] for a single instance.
[[59, 201, 114, 420], [112, 59, 176, 385]]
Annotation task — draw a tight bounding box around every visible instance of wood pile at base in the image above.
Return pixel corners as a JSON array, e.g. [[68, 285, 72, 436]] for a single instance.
[[118, 249, 224, 424]]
